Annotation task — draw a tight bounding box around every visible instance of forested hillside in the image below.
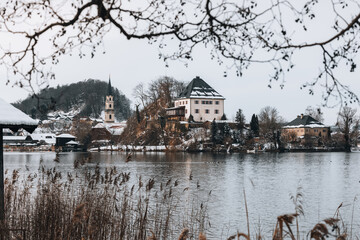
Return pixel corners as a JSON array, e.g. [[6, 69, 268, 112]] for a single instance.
[[13, 79, 131, 120]]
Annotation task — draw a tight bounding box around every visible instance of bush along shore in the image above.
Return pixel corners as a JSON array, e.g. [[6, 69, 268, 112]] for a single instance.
[[0, 165, 354, 240]]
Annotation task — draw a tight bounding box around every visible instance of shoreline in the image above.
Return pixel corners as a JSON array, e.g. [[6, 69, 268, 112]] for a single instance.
[[3, 145, 348, 153]]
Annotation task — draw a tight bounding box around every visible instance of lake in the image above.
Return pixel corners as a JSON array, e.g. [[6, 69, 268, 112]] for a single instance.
[[3, 151, 360, 239]]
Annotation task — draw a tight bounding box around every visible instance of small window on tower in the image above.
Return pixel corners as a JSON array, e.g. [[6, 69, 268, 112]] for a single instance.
[[109, 115, 112, 119], [109, 104, 112, 108]]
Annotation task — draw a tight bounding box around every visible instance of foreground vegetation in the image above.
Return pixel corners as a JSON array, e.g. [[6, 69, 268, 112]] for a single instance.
[[1, 163, 211, 240], [0, 163, 355, 240]]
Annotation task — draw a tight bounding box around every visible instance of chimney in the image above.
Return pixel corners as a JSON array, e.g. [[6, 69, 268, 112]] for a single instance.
[[301, 114, 304, 119]]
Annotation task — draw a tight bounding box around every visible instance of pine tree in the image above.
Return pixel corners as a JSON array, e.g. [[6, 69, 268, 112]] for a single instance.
[[223, 122, 231, 138], [211, 119, 218, 144], [136, 104, 141, 123], [250, 114, 259, 137], [235, 109, 246, 137], [188, 114, 194, 123], [221, 114, 227, 120]]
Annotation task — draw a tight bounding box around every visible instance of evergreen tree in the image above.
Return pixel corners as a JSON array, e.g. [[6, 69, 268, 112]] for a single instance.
[[188, 114, 194, 123], [136, 104, 141, 123], [250, 114, 259, 137], [211, 119, 218, 144], [223, 122, 232, 145], [235, 109, 246, 137], [221, 114, 227, 120], [223, 122, 231, 138]]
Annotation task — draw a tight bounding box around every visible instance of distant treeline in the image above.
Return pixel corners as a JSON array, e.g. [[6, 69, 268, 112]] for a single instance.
[[13, 79, 131, 120]]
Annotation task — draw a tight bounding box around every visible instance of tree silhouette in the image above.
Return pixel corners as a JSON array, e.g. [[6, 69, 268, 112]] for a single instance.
[[337, 107, 359, 152], [1, 0, 360, 104]]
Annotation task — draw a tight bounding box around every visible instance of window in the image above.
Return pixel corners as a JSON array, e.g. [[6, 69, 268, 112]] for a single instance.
[[195, 109, 199, 113], [195, 100, 199, 104], [215, 109, 219, 114], [205, 109, 209, 114], [215, 101, 219, 105], [109, 104, 112, 108], [209, 101, 213, 104], [186, 101, 188, 104], [202, 101, 205, 104], [185, 109, 188, 114], [323, 129, 326, 132], [109, 115, 112, 119]]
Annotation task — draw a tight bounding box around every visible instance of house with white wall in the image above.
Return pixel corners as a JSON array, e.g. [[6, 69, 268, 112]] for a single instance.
[[166, 76, 225, 122]]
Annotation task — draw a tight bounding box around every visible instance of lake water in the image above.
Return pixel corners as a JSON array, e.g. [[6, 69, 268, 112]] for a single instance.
[[3, 151, 360, 238]]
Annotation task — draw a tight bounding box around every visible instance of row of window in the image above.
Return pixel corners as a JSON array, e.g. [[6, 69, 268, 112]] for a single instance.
[[288, 129, 327, 133], [194, 109, 219, 114], [194, 100, 220, 105], [178, 100, 220, 105]]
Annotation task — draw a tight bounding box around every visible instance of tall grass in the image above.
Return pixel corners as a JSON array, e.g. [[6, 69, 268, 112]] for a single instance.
[[0, 165, 209, 240], [0, 165, 356, 240]]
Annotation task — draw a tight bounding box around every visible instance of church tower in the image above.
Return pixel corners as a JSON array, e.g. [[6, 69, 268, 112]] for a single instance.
[[104, 78, 115, 123]]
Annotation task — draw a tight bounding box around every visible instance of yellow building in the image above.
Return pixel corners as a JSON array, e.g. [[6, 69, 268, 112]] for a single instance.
[[282, 114, 330, 141]]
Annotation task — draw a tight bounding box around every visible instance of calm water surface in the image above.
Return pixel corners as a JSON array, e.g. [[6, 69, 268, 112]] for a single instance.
[[4, 152, 360, 238]]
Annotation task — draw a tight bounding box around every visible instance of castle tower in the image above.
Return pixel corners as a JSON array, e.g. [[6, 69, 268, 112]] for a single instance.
[[104, 78, 115, 123]]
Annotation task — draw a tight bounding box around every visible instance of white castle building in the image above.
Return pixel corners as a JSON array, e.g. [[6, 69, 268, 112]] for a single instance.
[[166, 76, 225, 122]]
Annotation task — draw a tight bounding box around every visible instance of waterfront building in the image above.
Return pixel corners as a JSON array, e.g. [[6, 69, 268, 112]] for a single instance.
[[282, 114, 330, 141], [166, 76, 225, 122]]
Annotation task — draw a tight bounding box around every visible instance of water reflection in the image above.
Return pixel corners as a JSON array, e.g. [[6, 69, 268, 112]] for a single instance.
[[3, 151, 360, 238]]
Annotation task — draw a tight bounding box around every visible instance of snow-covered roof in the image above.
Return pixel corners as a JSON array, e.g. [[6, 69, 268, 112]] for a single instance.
[[177, 76, 225, 100], [282, 115, 328, 129], [93, 123, 106, 129], [0, 97, 38, 132], [66, 140, 79, 145], [3, 136, 28, 141], [109, 128, 124, 136], [56, 133, 75, 139], [31, 133, 56, 144]]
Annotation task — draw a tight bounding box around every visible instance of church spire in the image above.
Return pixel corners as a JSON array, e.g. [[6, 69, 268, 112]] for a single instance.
[[107, 76, 112, 96], [105, 75, 115, 123]]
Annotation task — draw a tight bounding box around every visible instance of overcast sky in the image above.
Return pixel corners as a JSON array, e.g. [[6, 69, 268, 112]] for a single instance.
[[0, 1, 359, 125]]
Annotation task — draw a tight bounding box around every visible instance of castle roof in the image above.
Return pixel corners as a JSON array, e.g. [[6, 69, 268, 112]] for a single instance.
[[178, 76, 224, 99], [283, 115, 327, 128]]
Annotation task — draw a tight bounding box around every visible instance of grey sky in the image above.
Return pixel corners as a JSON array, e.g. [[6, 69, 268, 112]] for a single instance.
[[0, 1, 359, 125]]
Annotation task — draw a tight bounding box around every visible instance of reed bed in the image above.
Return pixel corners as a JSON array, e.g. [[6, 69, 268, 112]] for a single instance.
[[0, 164, 356, 240], [0, 165, 209, 240]]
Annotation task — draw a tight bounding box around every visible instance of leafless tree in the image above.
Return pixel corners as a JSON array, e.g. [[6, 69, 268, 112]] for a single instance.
[[146, 76, 185, 107], [305, 106, 324, 123], [1, 0, 360, 105], [259, 106, 283, 147], [133, 83, 149, 109], [337, 106, 359, 151], [259, 106, 283, 133]]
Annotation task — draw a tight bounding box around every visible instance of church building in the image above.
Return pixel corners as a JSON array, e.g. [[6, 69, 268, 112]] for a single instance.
[[104, 79, 115, 123], [166, 76, 225, 122]]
